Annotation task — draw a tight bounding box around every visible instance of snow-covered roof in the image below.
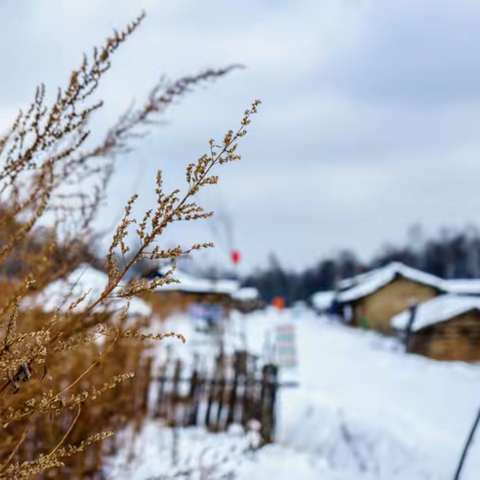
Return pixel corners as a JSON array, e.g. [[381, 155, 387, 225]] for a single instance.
[[311, 290, 335, 311], [155, 267, 240, 295], [22, 264, 152, 317], [443, 279, 480, 296], [391, 294, 480, 332], [338, 269, 378, 291], [337, 262, 445, 303], [231, 287, 260, 301]]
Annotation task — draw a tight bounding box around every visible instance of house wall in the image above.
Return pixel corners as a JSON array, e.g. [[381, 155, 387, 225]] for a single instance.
[[351, 278, 439, 332], [409, 310, 480, 362]]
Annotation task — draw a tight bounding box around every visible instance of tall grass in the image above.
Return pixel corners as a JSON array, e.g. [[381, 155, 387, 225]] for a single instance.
[[0, 12, 259, 478]]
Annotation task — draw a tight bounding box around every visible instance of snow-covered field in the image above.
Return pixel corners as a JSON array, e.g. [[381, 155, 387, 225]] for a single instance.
[[108, 307, 480, 479]]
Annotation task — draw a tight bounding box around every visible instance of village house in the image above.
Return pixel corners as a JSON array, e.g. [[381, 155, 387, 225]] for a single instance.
[[335, 262, 446, 333], [231, 286, 265, 314], [391, 295, 480, 362], [141, 266, 240, 320]]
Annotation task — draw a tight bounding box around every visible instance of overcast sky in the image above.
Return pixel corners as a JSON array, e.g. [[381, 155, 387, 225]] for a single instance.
[[2, 1, 480, 272]]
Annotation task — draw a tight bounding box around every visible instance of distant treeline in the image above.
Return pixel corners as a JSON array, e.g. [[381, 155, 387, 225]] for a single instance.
[[244, 226, 480, 306]]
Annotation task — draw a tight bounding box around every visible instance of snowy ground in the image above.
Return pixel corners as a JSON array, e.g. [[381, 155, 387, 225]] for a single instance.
[[108, 307, 480, 479]]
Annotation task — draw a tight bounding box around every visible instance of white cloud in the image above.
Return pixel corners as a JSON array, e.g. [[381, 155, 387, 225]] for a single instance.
[[2, 0, 480, 269]]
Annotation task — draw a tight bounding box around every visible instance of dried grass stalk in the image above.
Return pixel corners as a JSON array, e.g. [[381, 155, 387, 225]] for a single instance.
[[0, 11, 260, 479]]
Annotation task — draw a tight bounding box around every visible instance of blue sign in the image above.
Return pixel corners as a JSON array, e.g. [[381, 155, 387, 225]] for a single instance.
[[189, 303, 224, 325]]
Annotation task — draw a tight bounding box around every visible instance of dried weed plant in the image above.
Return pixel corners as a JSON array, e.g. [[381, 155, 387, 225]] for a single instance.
[[0, 12, 260, 479]]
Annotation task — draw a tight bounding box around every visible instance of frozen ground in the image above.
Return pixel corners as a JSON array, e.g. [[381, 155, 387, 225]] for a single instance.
[[109, 307, 480, 479]]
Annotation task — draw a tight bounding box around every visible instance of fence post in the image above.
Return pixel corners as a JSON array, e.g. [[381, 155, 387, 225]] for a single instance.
[[404, 303, 418, 352], [205, 352, 223, 430], [141, 357, 153, 414], [150, 351, 281, 442], [226, 351, 242, 427], [260, 363, 278, 443], [154, 362, 167, 418], [241, 355, 255, 429], [168, 359, 182, 427], [186, 366, 200, 426], [134, 356, 152, 431]]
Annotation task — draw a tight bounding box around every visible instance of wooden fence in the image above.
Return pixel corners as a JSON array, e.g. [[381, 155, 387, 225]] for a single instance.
[[150, 351, 279, 443]]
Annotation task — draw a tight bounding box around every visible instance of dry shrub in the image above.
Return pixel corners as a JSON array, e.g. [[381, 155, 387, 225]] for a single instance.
[[0, 12, 260, 479]]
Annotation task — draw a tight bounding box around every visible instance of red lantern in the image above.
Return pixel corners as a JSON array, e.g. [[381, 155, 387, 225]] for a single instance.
[[231, 250, 241, 265]]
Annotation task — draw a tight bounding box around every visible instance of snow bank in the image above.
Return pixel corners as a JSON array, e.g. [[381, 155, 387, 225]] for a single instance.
[[109, 306, 480, 479], [107, 420, 386, 480], [277, 313, 480, 479], [21, 264, 152, 317], [106, 423, 261, 479]]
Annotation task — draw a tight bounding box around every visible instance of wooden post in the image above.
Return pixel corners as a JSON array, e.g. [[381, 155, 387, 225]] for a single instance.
[[241, 355, 256, 429], [205, 353, 223, 430], [186, 366, 200, 426], [214, 354, 228, 432], [215, 377, 227, 432], [260, 363, 278, 443], [169, 359, 182, 427], [404, 303, 418, 352], [204, 376, 215, 430], [253, 357, 263, 425], [155, 362, 167, 418], [134, 356, 153, 431], [269, 363, 279, 441], [141, 357, 153, 414], [226, 352, 241, 427], [240, 358, 249, 428]]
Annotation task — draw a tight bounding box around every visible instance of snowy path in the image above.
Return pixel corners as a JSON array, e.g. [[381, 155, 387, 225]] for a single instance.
[[254, 313, 480, 479], [109, 310, 480, 479]]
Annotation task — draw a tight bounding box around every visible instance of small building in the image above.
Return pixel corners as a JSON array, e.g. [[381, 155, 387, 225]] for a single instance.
[[142, 267, 240, 320], [336, 262, 445, 332], [391, 295, 480, 362], [231, 286, 265, 314]]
